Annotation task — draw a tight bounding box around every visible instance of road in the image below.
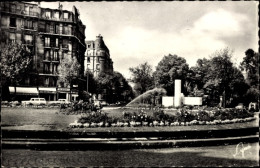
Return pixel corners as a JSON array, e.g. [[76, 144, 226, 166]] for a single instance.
[[2, 143, 259, 167]]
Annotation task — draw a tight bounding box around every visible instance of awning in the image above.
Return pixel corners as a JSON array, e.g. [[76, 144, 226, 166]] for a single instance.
[[9, 87, 39, 95], [38, 87, 57, 94]]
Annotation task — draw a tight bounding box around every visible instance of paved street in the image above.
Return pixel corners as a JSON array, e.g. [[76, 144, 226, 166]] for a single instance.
[[2, 143, 259, 167]]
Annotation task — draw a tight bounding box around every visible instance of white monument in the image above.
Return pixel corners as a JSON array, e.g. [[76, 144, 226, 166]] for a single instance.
[[174, 79, 182, 107], [162, 79, 203, 108]]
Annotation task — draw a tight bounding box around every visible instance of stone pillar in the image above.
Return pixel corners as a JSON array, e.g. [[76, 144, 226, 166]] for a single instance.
[[174, 79, 182, 107]]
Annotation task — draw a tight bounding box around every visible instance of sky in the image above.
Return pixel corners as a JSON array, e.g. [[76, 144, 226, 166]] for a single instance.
[[40, 1, 258, 79]]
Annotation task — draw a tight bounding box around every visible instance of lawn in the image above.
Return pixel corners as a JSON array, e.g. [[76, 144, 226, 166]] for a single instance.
[[1, 107, 258, 131]]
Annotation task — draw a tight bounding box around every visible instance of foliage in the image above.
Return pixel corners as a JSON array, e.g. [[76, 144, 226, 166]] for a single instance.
[[129, 62, 154, 95], [126, 88, 167, 106], [191, 48, 248, 107], [1, 43, 32, 100], [57, 56, 81, 88], [76, 107, 255, 127], [1, 42, 32, 81], [244, 88, 260, 105], [240, 49, 259, 88], [83, 71, 97, 94], [59, 100, 102, 115], [153, 54, 189, 96], [95, 71, 134, 104], [78, 111, 111, 124]]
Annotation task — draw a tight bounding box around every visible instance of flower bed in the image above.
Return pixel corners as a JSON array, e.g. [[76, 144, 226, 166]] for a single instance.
[[69, 107, 256, 128]]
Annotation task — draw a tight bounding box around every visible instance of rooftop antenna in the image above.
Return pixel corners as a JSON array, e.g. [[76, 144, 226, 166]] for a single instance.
[[58, 2, 63, 10]]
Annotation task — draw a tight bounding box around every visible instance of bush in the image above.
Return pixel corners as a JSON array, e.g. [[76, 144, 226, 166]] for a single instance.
[[175, 109, 195, 122], [78, 111, 111, 124]]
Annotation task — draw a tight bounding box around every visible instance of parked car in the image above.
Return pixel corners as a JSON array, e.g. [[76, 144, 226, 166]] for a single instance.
[[57, 99, 70, 105], [235, 103, 244, 109], [22, 98, 47, 106], [99, 100, 108, 106]]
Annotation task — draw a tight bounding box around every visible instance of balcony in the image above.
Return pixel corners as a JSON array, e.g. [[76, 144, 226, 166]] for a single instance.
[[23, 26, 34, 30], [22, 11, 39, 17]]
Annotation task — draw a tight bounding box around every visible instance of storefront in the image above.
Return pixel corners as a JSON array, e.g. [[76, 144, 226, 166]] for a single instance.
[[57, 88, 79, 102], [9, 86, 39, 101], [38, 87, 57, 101]]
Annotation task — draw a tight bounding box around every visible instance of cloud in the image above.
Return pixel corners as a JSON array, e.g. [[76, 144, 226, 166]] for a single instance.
[[108, 8, 256, 79], [39, 2, 257, 80]]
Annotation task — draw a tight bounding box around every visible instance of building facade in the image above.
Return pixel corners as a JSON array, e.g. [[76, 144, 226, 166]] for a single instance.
[[0, 1, 86, 101], [85, 35, 113, 77]]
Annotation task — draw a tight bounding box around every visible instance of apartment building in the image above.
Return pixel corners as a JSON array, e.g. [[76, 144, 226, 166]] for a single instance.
[[85, 34, 113, 77], [0, 1, 86, 101]]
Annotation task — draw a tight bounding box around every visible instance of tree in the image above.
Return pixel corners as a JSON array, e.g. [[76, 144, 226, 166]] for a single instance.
[[202, 48, 247, 107], [129, 62, 154, 95], [0, 42, 32, 100], [240, 49, 260, 105], [240, 49, 259, 88], [153, 54, 189, 96], [57, 56, 81, 101], [95, 71, 134, 104]]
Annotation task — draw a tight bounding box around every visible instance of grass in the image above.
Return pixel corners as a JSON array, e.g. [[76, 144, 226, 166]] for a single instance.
[[1, 107, 258, 131]]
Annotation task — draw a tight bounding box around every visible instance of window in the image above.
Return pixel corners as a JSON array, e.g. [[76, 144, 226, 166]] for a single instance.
[[45, 77, 49, 86], [62, 52, 67, 59], [64, 12, 68, 19], [87, 57, 90, 62], [96, 64, 100, 70], [50, 24, 54, 33], [24, 20, 33, 29], [63, 26, 67, 34], [10, 4, 16, 13], [55, 38, 59, 47], [46, 11, 51, 18], [46, 23, 50, 33], [38, 22, 45, 32], [16, 5, 21, 13], [24, 34, 33, 45], [59, 25, 63, 34], [16, 33, 21, 43], [24, 6, 29, 14], [44, 50, 50, 60], [54, 51, 58, 60], [62, 39, 68, 48], [44, 64, 50, 73], [54, 11, 59, 19], [45, 37, 50, 47], [68, 43, 72, 51], [10, 17, 16, 27], [87, 44, 91, 48], [9, 33, 15, 43], [29, 7, 33, 16]]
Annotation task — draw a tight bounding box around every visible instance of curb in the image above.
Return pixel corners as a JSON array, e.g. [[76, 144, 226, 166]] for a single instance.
[[2, 135, 258, 150]]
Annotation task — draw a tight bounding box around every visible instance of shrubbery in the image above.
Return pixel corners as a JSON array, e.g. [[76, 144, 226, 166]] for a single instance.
[[70, 107, 256, 128]]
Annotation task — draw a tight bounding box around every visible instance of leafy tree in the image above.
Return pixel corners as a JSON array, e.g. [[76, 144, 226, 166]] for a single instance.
[[153, 54, 189, 96], [240, 49, 259, 88], [0, 43, 32, 100], [202, 48, 247, 107], [57, 56, 81, 101], [129, 62, 154, 95], [95, 71, 134, 104], [240, 49, 260, 105]]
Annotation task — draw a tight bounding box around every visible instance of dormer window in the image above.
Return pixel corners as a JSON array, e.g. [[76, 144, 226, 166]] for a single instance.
[[46, 11, 51, 18], [54, 11, 59, 19], [64, 12, 68, 19]]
